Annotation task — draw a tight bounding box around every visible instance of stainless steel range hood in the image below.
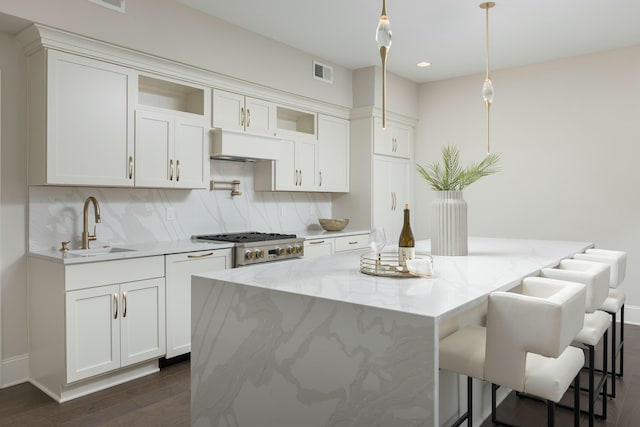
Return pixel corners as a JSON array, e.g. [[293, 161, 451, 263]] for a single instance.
[[210, 129, 280, 161]]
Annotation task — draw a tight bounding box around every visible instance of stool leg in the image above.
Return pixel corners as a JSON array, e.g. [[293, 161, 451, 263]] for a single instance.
[[588, 344, 595, 427], [620, 305, 625, 378], [467, 376, 472, 427], [574, 373, 581, 427], [610, 311, 617, 398], [602, 331, 608, 420], [547, 400, 555, 427]]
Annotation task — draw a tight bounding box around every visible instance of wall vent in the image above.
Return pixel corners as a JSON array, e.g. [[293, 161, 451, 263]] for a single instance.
[[313, 61, 333, 84], [88, 0, 126, 13]]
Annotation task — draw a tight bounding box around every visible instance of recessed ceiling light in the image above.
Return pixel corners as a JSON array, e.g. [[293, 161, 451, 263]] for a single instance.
[[417, 61, 432, 68]]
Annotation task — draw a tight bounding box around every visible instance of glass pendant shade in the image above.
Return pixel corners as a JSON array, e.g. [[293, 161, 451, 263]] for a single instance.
[[376, 16, 392, 48], [482, 78, 494, 104]]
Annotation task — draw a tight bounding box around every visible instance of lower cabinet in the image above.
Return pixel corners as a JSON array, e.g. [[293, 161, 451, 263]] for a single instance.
[[65, 278, 165, 383], [28, 255, 166, 402], [304, 233, 369, 258], [164, 249, 232, 358]]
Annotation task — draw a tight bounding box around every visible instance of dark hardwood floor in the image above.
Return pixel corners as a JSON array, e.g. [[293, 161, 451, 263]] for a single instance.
[[1, 325, 638, 426]]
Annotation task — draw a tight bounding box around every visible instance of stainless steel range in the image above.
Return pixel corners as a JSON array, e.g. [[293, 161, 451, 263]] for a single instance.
[[194, 232, 304, 267]]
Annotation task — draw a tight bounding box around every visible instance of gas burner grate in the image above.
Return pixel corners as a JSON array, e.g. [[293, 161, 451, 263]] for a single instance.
[[196, 232, 297, 243]]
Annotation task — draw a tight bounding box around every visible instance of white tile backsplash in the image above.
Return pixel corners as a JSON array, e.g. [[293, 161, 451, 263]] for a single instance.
[[29, 160, 331, 251]]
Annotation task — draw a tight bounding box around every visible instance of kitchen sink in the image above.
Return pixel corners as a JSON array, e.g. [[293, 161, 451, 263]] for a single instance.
[[67, 247, 135, 257]]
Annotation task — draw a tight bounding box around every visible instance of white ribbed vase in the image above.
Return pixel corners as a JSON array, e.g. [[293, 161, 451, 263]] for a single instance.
[[431, 191, 468, 256]]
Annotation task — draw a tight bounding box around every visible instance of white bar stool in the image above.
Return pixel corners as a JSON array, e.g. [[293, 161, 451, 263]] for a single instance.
[[539, 259, 611, 426], [439, 277, 586, 427], [573, 248, 627, 398]]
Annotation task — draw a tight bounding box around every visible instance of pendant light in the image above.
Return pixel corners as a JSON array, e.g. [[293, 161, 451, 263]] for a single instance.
[[480, 2, 495, 154], [376, 0, 392, 129]]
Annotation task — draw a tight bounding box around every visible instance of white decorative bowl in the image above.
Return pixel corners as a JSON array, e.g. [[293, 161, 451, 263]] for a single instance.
[[319, 218, 349, 232]]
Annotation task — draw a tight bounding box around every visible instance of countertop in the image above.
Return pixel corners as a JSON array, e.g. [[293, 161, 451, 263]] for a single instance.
[[193, 237, 593, 321], [28, 239, 235, 265]]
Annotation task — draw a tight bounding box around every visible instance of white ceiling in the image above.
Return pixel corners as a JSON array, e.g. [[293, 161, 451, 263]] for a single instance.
[[177, 0, 640, 83]]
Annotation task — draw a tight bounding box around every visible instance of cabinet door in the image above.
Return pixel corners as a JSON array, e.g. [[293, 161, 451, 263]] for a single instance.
[[212, 90, 244, 132], [120, 278, 166, 367], [135, 110, 173, 188], [296, 139, 317, 191], [174, 118, 208, 189], [165, 250, 231, 358], [372, 156, 411, 243], [317, 115, 349, 192], [66, 284, 121, 383], [245, 97, 276, 136], [304, 238, 334, 258], [47, 50, 134, 186], [373, 118, 412, 159], [274, 139, 297, 190]]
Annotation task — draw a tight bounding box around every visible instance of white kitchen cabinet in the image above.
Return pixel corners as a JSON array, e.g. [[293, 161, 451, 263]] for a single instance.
[[373, 156, 412, 243], [303, 232, 369, 258], [374, 118, 412, 159], [213, 89, 276, 136], [165, 249, 232, 359], [332, 116, 415, 242], [29, 256, 166, 402], [304, 238, 334, 258], [27, 49, 135, 186], [254, 137, 317, 191], [135, 110, 208, 189], [317, 114, 350, 192], [65, 277, 165, 383]]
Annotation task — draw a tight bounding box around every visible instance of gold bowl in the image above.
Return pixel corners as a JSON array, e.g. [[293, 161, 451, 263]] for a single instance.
[[319, 218, 349, 232]]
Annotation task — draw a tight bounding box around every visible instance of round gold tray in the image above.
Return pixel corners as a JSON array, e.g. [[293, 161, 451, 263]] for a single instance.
[[360, 253, 432, 278]]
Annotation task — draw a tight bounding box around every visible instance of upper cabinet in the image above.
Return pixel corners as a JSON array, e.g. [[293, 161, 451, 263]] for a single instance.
[[254, 112, 349, 193], [25, 47, 210, 189], [28, 49, 136, 187], [374, 118, 412, 159], [317, 114, 350, 192], [213, 89, 276, 136], [135, 75, 210, 189]]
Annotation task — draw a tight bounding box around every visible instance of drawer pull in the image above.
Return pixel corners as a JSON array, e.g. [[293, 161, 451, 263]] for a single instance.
[[348, 241, 358, 245], [187, 252, 214, 259], [309, 240, 325, 245]]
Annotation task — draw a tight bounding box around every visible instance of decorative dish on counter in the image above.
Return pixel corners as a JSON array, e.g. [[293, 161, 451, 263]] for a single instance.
[[319, 218, 349, 232]]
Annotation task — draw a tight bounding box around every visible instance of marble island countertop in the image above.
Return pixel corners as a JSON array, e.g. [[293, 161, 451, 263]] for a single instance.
[[194, 237, 593, 321], [28, 239, 235, 265]]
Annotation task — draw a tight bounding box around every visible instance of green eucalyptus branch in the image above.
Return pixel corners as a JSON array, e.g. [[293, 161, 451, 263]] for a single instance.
[[417, 145, 501, 191]]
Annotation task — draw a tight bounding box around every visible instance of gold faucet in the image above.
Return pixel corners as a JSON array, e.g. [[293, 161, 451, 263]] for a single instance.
[[82, 196, 101, 249]]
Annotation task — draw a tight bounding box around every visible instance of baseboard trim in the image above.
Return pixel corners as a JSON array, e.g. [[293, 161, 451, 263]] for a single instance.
[[1, 353, 29, 388], [623, 304, 640, 325]]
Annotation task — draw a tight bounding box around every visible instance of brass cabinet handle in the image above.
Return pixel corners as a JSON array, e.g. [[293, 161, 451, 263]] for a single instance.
[[295, 169, 299, 186], [176, 160, 180, 182], [309, 240, 325, 244], [348, 241, 358, 245], [247, 108, 251, 127], [129, 156, 133, 179], [122, 291, 127, 318], [391, 192, 394, 210], [113, 293, 118, 319], [169, 159, 174, 181], [319, 171, 323, 187], [187, 252, 213, 259], [241, 107, 245, 127], [299, 170, 302, 186]]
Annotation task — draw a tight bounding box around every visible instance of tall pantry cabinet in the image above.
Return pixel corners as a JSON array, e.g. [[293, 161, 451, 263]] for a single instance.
[[333, 114, 416, 244]]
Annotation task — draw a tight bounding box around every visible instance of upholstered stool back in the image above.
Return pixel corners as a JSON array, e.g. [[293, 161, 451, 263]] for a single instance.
[[574, 249, 626, 288], [540, 259, 610, 313], [484, 278, 586, 392]]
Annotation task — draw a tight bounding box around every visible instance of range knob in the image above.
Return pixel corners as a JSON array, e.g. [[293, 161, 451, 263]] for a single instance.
[[298, 245, 304, 255], [256, 249, 265, 259], [245, 250, 256, 260], [275, 247, 286, 256], [294, 245, 302, 255], [290, 246, 298, 254], [286, 246, 293, 254]]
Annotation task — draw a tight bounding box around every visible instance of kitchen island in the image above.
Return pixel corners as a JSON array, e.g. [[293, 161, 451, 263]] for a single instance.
[[191, 237, 592, 427]]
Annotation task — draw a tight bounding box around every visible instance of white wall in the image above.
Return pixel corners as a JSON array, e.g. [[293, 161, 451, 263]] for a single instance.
[[415, 45, 640, 322], [0, 32, 28, 387], [0, 0, 352, 108]]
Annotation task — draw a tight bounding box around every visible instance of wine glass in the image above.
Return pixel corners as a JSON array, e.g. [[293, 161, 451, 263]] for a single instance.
[[369, 227, 387, 257]]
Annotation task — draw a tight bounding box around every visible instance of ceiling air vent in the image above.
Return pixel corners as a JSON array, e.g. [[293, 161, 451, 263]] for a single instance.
[[313, 61, 333, 84], [88, 0, 126, 13]]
